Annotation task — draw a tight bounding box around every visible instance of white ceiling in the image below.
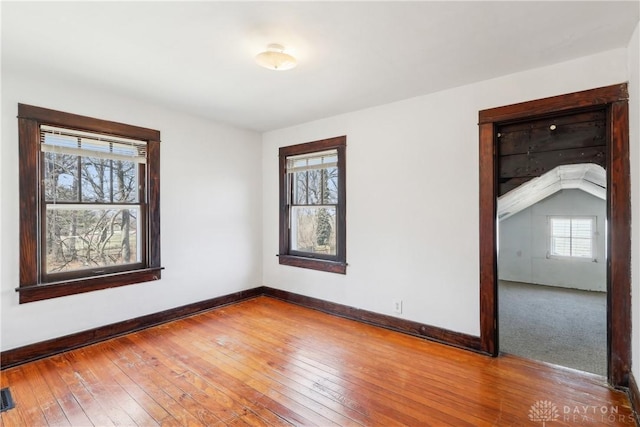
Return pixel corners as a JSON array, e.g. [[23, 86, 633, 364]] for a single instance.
[[2, 1, 639, 132]]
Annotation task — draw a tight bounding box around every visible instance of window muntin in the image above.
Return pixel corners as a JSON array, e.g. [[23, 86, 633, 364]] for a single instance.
[[549, 216, 595, 259], [18, 104, 162, 303], [279, 136, 346, 274]]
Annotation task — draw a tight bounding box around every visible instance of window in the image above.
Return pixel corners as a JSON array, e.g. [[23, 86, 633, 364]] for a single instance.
[[18, 104, 162, 303], [549, 216, 595, 259], [279, 136, 346, 273]]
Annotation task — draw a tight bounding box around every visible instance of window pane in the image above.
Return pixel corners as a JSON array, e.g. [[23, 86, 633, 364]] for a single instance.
[[291, 206, 337, 255], [44, 152, 79, 202], [80, 157, 139, 203], [572, 238, 592, 257], [293, 171, 308, 204], [45, 207, 140, 274], [571, 218, 592, 239], [112, 160, 139, 203], [323, 167, 338, 204], [307, 170, 322, 204], [81, 157, 112, 202], [551, 218, 571, 237], [287, 151, 337, 172], [551, 237, 571, 256], [292, 158, 307, 169], [292, 168, 338, 205], [306, 154, 337, 168]]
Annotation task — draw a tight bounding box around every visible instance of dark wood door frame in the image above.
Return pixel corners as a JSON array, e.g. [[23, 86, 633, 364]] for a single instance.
[[478, 83, 631, 387]]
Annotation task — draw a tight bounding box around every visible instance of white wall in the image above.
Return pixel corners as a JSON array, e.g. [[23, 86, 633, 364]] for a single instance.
[[262, 48, 628, 337], [0, 66, 263, 351], [629, 22, 640, 385], [498, 190, 606, 292]]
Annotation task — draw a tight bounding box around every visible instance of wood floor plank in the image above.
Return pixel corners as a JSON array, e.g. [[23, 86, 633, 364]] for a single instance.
[[3, 367, 50, 426], [134, 326, 301, 427], [122, 333, 244, 423], [204, 300, 502, 425], [20, 362, 71, 426], [137, 322, 310, 426], [41, 355, 116, 426], [61, 349, 141, 426], [0, 296, 635, 426], [243, 298, 633, 424], [166, 326, 348, 426], [179, 317, 373, 423], [214, 300, 632, 422], [128, 329, 294, 427], [182, 309, 444, 426], [96, 343, 190, 427], [73, 345, 162, 426], [0, 375, 28, 427], [80, 343, 174, 425], [34, 360, 93, 426], [105, 338, 219, 426], [174, 316, 388, 426], [1, 407, 27, 427]]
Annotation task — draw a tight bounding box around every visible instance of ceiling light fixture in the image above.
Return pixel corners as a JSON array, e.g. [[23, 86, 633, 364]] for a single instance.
[[255, 44, 297, 71]]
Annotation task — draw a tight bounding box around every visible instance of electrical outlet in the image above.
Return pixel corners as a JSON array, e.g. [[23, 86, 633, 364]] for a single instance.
[[393, 299, 403, 314]]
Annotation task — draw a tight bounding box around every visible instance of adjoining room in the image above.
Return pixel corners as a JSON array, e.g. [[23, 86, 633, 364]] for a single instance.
[[498, 163, 608, 376]]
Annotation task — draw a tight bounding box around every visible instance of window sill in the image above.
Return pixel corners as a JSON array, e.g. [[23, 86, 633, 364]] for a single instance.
[[547, 255, 597, 263], [17, 267, 164, 303], [279, 255, 346, 274]]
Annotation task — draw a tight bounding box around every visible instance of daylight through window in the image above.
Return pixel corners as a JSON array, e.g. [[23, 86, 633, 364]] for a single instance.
[[279, 136, 346, 274], [18, 104, 162, 303], [42, 126, 146, 276], [549, 216, 595, 259], [288, 150, 338, 255]]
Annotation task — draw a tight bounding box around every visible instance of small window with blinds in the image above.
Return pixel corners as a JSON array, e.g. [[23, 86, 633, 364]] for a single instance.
[[549, 216, 596, 260], [18, 104, 162, 303], [279, 136, 346, 274]]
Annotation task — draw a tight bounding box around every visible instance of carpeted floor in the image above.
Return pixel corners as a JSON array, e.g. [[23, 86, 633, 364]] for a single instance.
[[498, 280, 607, 376]]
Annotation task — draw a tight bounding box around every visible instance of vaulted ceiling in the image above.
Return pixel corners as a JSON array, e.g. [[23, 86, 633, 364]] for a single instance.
[[2, 2, 639, 132], [498, 164, 606, 221]]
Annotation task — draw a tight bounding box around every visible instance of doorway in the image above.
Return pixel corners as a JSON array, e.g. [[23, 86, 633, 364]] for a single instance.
[[498, 164, 608, 375], [478, 84, 631, 387], [496, 109, 608, 376]]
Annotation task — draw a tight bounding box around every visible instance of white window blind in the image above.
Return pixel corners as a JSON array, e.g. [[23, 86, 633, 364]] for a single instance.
[[40, 125, 147, 164], [286, 149, 337, 173], [550, 216, 594, 258]]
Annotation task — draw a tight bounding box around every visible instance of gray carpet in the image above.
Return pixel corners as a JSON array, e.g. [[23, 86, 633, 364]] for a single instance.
[[498, 280, 606, 376]]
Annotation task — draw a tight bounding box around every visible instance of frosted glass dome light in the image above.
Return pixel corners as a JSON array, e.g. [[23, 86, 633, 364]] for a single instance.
[[255, 44, 297, 71]]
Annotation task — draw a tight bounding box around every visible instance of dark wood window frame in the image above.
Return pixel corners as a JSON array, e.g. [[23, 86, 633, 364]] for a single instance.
[[279, 136, 347, 274], [17, 104, 162, 303], [478, 83, 630, 388]]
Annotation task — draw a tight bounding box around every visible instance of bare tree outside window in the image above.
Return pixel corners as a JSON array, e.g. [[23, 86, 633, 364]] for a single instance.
[[17, 103, 161, 303], [43, 131, 143, 274], [291, 165, 338, 255]]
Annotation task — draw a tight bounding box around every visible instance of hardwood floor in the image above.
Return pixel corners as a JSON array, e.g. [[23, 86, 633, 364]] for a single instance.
[[1, 296, 636, 426]]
